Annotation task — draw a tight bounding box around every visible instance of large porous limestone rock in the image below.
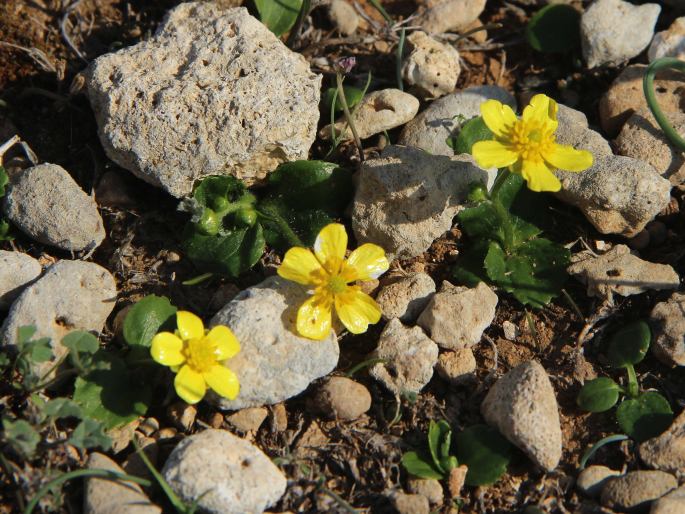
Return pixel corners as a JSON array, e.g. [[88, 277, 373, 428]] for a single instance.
[[87, 4, 321, 197]]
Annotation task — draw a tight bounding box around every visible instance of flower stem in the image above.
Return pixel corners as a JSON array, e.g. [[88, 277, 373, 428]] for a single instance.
[[643, 58, 685, 151], [489, 169, 515, 251], [625, 364, 639, 399], [336, 72, 365, 162]]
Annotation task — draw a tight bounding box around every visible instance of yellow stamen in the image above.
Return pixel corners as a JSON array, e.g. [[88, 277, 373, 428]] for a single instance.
[[184, 337, 217, 373], [328, 275, 348, 295]]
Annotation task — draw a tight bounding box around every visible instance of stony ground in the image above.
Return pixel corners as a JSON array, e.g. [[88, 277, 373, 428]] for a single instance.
[[2, 1, 685, 514]]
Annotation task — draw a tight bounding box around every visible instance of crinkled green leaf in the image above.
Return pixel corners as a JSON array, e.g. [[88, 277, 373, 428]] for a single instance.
[[401, 450, 445, 480], [457, 202, 505, 244], [452, 239, 491, 287], [525, 4, 581, 54], [68, 418, 112, 451], [607, 321, 651, 369], [322, 86, 364, 113], [123, 295, 177, 351], [492, 172, 524, 210], [447, 116, 493, 155], [44, 398, 83, 420], [617, 392, 673, 442], [254, 0, 303, 36], [577, 377, 621, 413], [72, 351, 151, 429], [455, 425, 513, 486], [428, 420, 452, 473], [2, 417, 40, 458]]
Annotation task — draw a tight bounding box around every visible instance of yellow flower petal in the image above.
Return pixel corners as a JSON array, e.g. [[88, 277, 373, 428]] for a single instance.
[[543, 144, 593, 172], [345, 243, 389, 281], [522, 94, 558, 124], [517, 159, 562, 193], [472, 140, 519, 169], [278, 247, 324, 285], [174, 365, 207, 404], [314, 223, 347, 274], [296, 293, 333, 340], [177, 311, 204, 341], [206, 325, 241, 360], [150, 332, 185, 367], [203, 364, 240, 401], [334, 288, 382, 335], [480, 99, 517, 137]]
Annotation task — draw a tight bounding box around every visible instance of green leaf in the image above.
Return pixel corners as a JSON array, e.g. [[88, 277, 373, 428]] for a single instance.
[[28, 340, 53, 363], [606, 321, 651, 369], [72, 351, 152, 429], [254, 0, 303, 36], [616, 392, 673, 442], [44, 398, 83, 420], [0, 166, 8, 196], [68, 418, 112, 451], [122, 295, 177, 352], [322, 86, 364, 113], [2, 417, 41, 458], [16, 326, 37, 345], [491, 172, 524, 210], [455, 425, 513, 486], [62, 331, 99, 355], [0, 219, 12, 241], [525, 4, 581, 53], [193, 175, 253, 212], [577, 377, 621, 413], [427, 420, 452, 474], [457, 202, 505, 244], [452, 239, 491, 287], [401, 450, 445, 480], [447, 116, 493, 155]]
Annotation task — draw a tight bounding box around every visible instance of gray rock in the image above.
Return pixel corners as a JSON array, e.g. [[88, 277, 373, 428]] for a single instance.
[[2, 164, 105, 251], [435, 347, 477, 385], [649, 17, 685, 63], [555, 155, 672, 238], [557, 103, 589, 127], [402, 31, 460, 100], [640, 410, 685, 478], [407, 478, 443, 505], [554, 106, 613, 159], [651, 486, 685, 514], [85, 453, 161, 514], [376, 272, 436, 323], [312, 376, 371, 420], [568, 245, 680, 299], [601, 470, 677, 512], [370, 318, 439, 395], [415, 0, 487, 35], [580, 0, 661, 68], [417, 281, 497, 350], [327, 0, 359, 35], [320, 89, 419, 141], [577, 465, 622, 498], [0, 260, 117, 377], [87, 5, 321, 197], [481, 361, 562, 471], [399, 85, 516, 156], [351, 145, 495, 260], [162, 429, 286, 514], [390, 491, 430, 514], [0, 251, 41, 309], [649, 292, 685, 367], [615, 111, 685, 186], [210, 276, 339, 409], [599, 64, 685, 137]]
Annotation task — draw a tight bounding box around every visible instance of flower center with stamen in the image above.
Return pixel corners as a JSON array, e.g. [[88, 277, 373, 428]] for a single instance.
[[327, 275, 348, 295], [184, 337, 216, 373], [509, 120, 555, 163]]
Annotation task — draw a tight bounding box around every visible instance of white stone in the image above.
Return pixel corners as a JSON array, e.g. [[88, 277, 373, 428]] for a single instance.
[[327, 0, 359, 36], [650, 292, 685, 367], [376, 272, 436, 323], [0, 260, 117, 377], [87, 5, 321, 197], [370, 318, 439, 394], [581, 0, 661, 68], [0, 251, 41, 310], [417, 281, 497, 350], [2, 164, 105, 251], [210, 276, 339, 409], [399, 85, 516, 156], [481, 361, 562, 471], [651, 486, 685, 514], [351, 145, 496, 260], [601, 471, 677, 512], [162, 429, 286, 514], [649, 17, 685, 63], [319, 89, 419, 141], [402, 31, 460, 100], [415, 0, 487, 35], [577, 465, 621, 498]]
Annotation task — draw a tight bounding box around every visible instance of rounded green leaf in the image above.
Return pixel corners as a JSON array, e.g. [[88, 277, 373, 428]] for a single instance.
[[455, 425, 513, 486], [577, 377, 621, 413], [321, 86, 364, 113], [123, 295, 177, 349], [254, 0, 303, 36], [525, 4, 581, 53], [62, 331, 100, 355], [606, 321, 651, 368], [616, 392, 673, 442], [448, 116, 493, 155], [401, 451, 444, 480]]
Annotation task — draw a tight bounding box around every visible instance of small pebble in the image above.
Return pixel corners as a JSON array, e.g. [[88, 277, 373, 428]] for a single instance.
[[577, 465, 621, 498], [502, 320, 518, 341], [435, 348, 477, 385], [271, 403, 288, 432], [447, 465, 468, 498], [226, 407, 268, 433], [601, 470, 677, 511], [156, 427, 178, 441], [390, 491, 430, 514], [167, 402, 197, 432], [138, 417, 160, 437], [327, 0, 359, 36], [312, 376, 372, 420], [407, 478, 443, 505]]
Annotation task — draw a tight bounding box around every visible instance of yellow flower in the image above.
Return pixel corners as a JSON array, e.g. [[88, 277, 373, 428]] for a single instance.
[[150, 311, 240, 404], [278, 223, 389, 340], [472, 94, 593, 193]]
